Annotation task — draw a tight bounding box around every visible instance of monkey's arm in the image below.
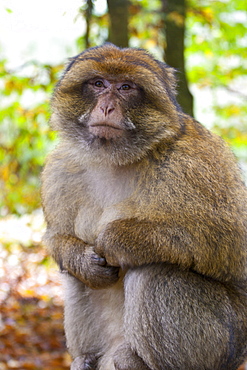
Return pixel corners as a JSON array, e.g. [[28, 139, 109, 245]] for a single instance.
[[95, 215, 247, 282], [43, 229, 119, 289], [96, 218, 200, 271]]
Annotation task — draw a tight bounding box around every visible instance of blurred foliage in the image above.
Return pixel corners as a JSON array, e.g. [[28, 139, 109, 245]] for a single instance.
[[0, 61, 61, 215], [0, 0, 246, 216], [186, 0, 247, 160]]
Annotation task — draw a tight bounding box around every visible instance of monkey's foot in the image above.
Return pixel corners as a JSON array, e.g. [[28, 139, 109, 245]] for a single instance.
[[70, 354, 98, 370]]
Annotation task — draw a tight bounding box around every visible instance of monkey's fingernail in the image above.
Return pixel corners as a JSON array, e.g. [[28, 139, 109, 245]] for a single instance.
[[92, 255, 106, 266], [98, 257, 107, 265]]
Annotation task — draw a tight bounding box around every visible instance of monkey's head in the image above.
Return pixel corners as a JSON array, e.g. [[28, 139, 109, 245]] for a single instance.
[[51, 43, 183, 165]]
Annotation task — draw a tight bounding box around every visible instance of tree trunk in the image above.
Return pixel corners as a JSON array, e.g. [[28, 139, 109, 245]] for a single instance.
[[161, 0, 194, 116], [85, 0, 93, 48], [107, 0, 129, 47]]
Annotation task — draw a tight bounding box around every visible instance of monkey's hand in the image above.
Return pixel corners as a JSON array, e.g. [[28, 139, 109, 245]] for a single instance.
[[66, 246, 120, 289], [44, 232, 120, 289]]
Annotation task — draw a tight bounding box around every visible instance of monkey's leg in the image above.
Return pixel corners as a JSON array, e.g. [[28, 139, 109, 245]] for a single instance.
[[63, 273, 125, 370], [113, 343, 151, 370], [123, 264, 247, 370]]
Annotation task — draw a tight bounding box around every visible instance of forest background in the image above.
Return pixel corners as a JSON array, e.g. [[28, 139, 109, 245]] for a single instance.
[[0, 0, 247, 369]]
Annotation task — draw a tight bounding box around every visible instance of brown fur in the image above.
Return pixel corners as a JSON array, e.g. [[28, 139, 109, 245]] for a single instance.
[[42, 43, 247, 369]]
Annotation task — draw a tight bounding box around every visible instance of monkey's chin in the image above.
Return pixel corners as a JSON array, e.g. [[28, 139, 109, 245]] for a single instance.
[[89, 125, 124, 141], [77, 134, 145, 167]]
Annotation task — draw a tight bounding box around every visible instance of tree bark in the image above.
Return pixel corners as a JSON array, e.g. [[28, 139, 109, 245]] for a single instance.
[[161, 0, 194, 116], [107, 0, 129, 47], [85, 0, 93, 48]]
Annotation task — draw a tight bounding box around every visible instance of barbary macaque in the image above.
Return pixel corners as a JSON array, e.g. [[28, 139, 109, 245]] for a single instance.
[[42, 43, 247, 370]]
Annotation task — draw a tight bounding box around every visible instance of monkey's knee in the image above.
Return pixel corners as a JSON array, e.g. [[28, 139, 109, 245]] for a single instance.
[[124, 264, 247, 370], [113, 343, 151, 370]]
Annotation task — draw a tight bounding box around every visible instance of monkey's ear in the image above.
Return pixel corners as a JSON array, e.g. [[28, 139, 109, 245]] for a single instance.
[[158, 61, 178, 96], [166, 66, 178, 96]]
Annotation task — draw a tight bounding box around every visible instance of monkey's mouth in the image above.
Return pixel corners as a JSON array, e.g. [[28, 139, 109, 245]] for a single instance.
[[89, 123, 124, 140]]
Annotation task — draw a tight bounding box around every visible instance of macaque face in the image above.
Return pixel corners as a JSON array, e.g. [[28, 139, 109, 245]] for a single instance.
[[82, 78, 141, 141], [51, 44, 182, 165]]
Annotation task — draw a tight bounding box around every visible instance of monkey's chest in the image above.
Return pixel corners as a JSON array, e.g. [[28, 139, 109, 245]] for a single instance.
[[74, 204, 100, 245], [74, 167, 135, 245]]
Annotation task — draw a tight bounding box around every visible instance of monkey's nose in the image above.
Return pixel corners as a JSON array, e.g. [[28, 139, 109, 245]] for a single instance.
[[100, 104, 115, 117]]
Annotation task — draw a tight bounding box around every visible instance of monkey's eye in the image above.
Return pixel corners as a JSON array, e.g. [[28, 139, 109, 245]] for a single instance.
[[120, 84, 131, 91], [94, 80, 104, 88]]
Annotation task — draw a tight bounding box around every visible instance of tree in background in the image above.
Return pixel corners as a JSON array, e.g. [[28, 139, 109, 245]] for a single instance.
[[107, 0, 129, 47], [162, 0, 193, 116]]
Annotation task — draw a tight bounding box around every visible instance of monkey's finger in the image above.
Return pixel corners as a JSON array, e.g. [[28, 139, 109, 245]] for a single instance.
[[90, 253, 107, 266]]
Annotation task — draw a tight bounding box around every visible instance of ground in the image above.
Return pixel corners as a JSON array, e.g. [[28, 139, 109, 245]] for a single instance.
[[0, 212, 70, 369]]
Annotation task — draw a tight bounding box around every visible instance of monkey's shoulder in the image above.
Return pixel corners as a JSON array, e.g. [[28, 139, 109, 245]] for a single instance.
[[42, 145, 87, 185], [165, 117, 243, 184], [142, 118, 247, 211]]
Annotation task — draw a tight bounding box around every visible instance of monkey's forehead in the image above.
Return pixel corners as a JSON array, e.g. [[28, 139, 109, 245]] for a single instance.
[[69, 44, 161, 73], [62, 44, 174, 91]]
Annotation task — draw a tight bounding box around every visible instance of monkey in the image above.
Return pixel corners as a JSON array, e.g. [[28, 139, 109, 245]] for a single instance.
[[41, 43, 247, 370]]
